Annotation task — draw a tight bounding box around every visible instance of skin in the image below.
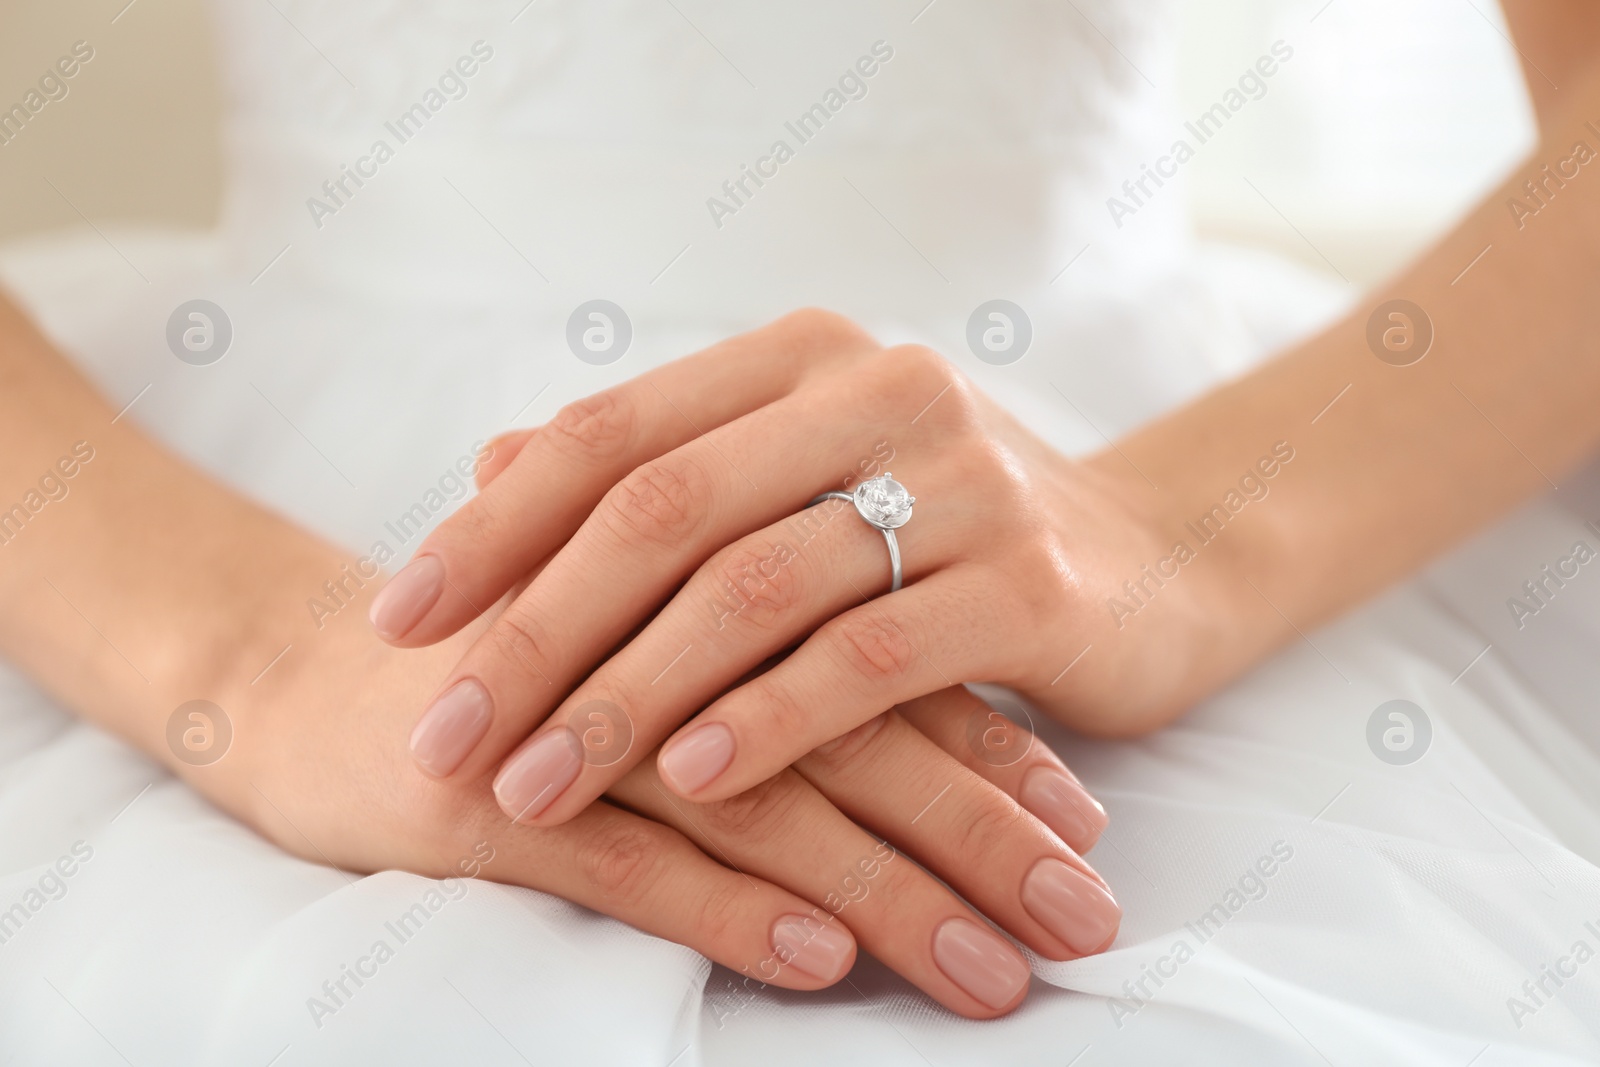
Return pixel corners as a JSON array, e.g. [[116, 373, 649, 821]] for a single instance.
[[0, 3, 1595, 1024], [385, 321, 1222, 819], [396, 39, 1600, 820], [0, 298, 1114, 1020], [391, 19, 1600, 804]]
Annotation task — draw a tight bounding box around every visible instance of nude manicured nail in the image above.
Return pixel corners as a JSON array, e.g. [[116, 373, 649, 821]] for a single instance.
[[659, 723, 734, 795], [931, 917, 1030, 1010], [1021, 857, 1121, 956], [772, 915, 854, 982], [494, 728, 581, 822], [1019, 766, 1108, 847], [410, 679, 493, 778], [368, 555, 446, 640]]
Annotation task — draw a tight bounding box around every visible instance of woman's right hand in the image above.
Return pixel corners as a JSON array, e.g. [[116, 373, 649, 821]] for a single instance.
[[201, 570, 1117, 1019], [0, 290, 1116, 1020]]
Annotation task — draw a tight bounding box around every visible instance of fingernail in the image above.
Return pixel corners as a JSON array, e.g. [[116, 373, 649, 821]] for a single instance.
[[369, 555, 446, 640], [1019, 766, 1108, 846], [931, 917, 1030, 1010], [494, 728, 582, 822], [1021, 857, 1121, 956], [772, 915, 854, 982], [659, 723, 735, 795], [410, 679, 493, 778]]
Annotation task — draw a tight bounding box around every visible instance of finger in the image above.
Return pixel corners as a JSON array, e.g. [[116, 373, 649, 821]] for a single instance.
[[897, 686, 1109, 855], [609, 757, 1031, 1018], [488, 486, 962, 826], [371, 310, 877, 646], [475, 429, 536, 489], [465, 344, 954, 732], [416, 388, 906, 788], [409, 346, 956, 788], [658, 569, 1007, 801], [795, 710, 1120, 962], [470, 790, 852, 991]]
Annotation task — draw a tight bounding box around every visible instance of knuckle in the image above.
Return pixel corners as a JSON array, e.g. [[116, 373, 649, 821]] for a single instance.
[[544, 390, 639, 462], [705, 538, 806, 631], [696, 773, 805, 840], [947, 791, 1028, 864], [437, 495, 512, 553], [830, 610, 918, 683], [744, 679, 812, 743], [602, 454, 712, 546], [579, 821, 671, 905], [875, 344, 980, 426], [1020, 540, 1072, 601], [776, 307, 876, 351], [948, 438, 1011, 485], [1005, 553, 1071, 657], [806, 712, 892, 772], [880, 343, 956, 389], [490, 604, 558, 679], [863, 845, 926, 906], [688, 876, 748, 952]]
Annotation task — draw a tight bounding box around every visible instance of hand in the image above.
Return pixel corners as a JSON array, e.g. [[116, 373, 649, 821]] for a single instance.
[[0, 290, 1119, 1021], [205, 568, 1118, 1019], [375, 310, 1229, 815]]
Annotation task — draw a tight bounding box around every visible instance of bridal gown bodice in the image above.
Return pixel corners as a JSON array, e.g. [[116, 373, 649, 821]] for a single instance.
[[211, 0, 1187, 318], [93, 0, 1303, 559]]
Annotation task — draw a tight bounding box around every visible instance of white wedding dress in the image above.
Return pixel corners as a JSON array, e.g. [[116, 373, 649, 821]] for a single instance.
[[1, 1, 1598, 1063]]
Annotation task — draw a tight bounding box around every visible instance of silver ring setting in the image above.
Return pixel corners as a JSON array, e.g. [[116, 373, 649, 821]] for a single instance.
[[808, 473, 915, 593]]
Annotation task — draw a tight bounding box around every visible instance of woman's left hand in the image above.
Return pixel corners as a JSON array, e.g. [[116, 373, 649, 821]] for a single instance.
[[373, 309, 1231, 819]]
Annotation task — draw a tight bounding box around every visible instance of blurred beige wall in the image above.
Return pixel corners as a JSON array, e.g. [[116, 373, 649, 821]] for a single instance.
[[0, 0, 222, 241]]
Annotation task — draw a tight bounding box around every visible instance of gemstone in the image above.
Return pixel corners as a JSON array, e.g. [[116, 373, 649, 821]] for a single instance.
[[854, 474, 914, 529]]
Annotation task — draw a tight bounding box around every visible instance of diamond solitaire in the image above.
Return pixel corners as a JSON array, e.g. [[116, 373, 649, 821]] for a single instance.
[[853, 474, 915, 530], [805, 473, 914, 592]]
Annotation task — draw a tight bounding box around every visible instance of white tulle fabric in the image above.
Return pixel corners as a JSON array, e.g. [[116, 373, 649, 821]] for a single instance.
[[0, 0, 1597, 1063]]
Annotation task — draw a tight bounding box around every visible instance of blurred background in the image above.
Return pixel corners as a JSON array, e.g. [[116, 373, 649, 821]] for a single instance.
[[0, 0, 221, 243], [0, 0, 1534, 288]]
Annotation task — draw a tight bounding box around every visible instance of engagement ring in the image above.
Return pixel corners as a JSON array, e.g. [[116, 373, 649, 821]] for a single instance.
[[808, 473, 915, 592]]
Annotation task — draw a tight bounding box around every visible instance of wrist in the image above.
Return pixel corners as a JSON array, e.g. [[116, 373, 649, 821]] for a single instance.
[[0, 425, 358, 776], [1072, 445, 1284, 726]]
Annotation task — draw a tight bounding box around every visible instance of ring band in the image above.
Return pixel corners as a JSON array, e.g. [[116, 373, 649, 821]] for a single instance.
[[807, 473, 915, 593]]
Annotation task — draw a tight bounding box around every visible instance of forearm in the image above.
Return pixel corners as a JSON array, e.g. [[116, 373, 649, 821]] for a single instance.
[[1102, 63, 1600, 686], [1501, 0, 1600, 131], [0, 295, 346, 768]]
